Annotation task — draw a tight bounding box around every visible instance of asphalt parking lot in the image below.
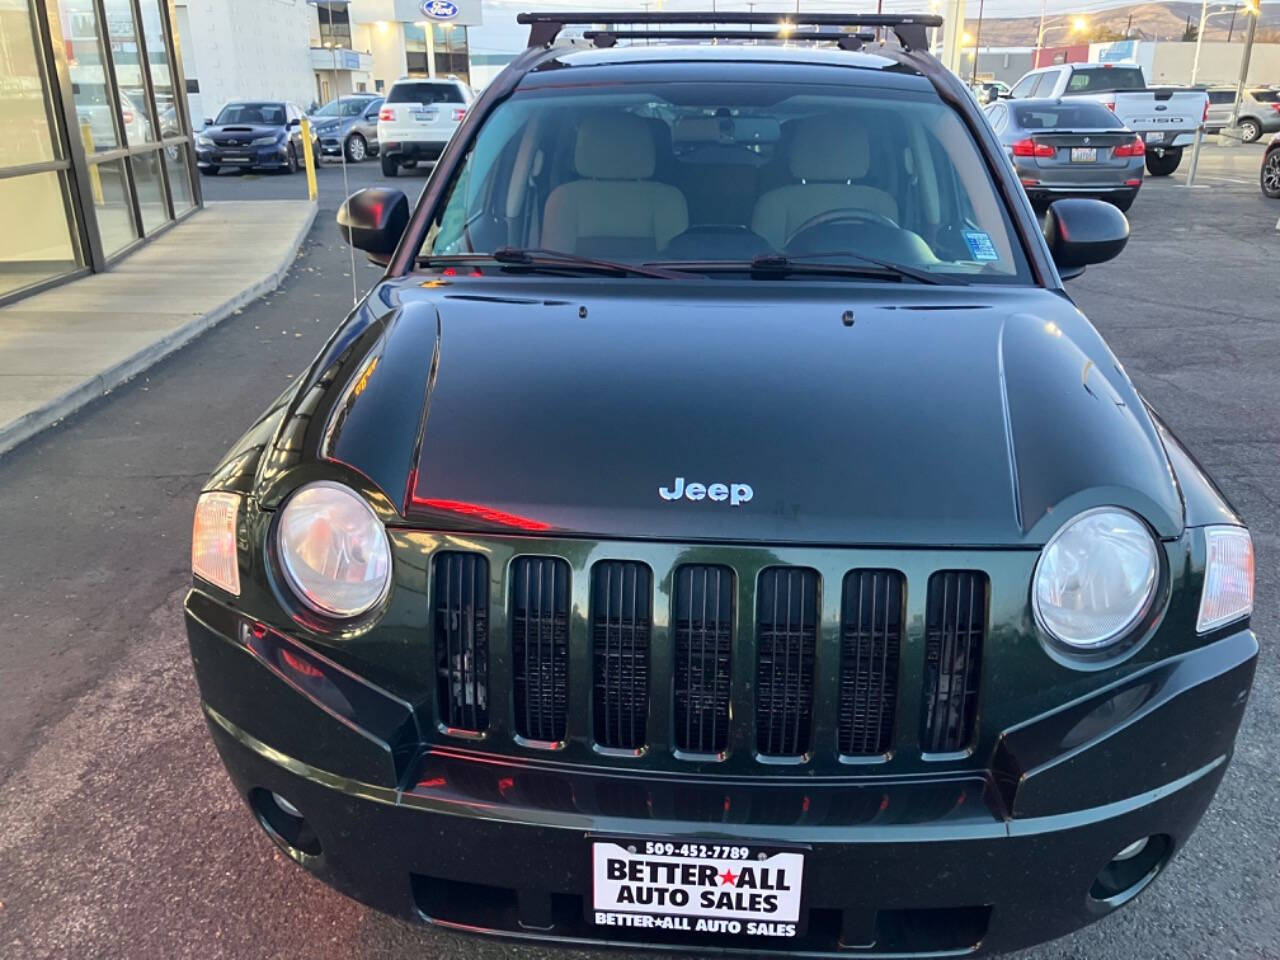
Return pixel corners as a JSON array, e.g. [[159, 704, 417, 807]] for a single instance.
[[0, 143, 1276, 960]]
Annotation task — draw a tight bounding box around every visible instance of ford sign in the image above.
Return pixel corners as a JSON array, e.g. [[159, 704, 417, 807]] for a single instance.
[[421, 0, 458, 20]]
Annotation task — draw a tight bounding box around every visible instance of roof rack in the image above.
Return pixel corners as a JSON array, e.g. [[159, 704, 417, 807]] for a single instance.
[[585, 28, 878, 51], [517, 11, 943, 54]]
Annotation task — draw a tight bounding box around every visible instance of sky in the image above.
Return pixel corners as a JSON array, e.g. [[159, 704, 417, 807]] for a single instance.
[[467, 0, 1277, 55]]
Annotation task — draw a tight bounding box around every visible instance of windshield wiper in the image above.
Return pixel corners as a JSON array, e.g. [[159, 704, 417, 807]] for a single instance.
[[647, 252, 953, 285], [488, 247, 689, 280]]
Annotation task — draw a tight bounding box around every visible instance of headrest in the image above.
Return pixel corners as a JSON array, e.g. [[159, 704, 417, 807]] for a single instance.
[[575, 113, 655, 179], [789, 118, 871, 181]]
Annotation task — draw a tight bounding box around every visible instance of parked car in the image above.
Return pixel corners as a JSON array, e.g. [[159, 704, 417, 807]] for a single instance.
[[187, 11, 1257, 959], [1008, 62, 1208, 176], [376, 76, 473, 176], [985, 98, 1145, 212], [309, 93, 383, 162], [195, 101, 313, 175], [77, 87, 152, 150], [1204, 86, 1280, 144], [1263, 131, 1280, 198]]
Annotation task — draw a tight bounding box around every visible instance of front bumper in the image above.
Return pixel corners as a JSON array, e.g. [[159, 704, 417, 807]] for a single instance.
[[185, 591, 1256, 957], [196, 144, 290, 169]]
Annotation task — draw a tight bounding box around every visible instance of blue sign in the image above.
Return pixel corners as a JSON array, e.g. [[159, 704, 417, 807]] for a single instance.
[[420, 0, 458, 20], [1097, 40, 1136, 64]]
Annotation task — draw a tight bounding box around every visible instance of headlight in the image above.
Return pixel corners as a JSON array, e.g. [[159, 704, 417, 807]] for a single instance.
[[1032, 507, 1159, 649], [1197, 525, 1253, 632], [251, 134, 280, 146], [196, 135, 213, 148], [277, 481, 392, 618]]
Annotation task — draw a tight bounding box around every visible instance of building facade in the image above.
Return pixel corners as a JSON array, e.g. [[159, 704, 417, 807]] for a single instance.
[[1, 0, 199, 305]]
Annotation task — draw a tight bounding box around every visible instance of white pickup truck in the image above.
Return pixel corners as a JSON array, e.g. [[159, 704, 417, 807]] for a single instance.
[[1007, 63, 1208, 177]]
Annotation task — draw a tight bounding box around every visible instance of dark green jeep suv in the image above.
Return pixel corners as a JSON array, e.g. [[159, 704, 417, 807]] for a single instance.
[[185, 12, 1257, 957]]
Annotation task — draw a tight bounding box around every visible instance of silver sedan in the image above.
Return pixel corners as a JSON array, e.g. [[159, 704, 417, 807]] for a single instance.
[[984, 98, 1145, 213]]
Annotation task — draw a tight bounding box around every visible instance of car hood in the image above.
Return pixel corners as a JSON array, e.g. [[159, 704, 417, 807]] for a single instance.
[[204, 124, 283, 140], [321, 281, 1183, 546]]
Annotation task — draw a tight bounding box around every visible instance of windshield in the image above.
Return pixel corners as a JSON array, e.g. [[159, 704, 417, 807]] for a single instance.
[[420, 81, 1030, 283], [312, 98, 372, 118], [1066, 68, 1145, 94], [1012, 102, 1124, 129], [215, 102, 285, 125]]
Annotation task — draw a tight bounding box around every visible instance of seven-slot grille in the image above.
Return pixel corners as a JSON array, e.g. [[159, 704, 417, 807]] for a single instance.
[[673, 564, 735, 754], [838, 570, 904, 756], [592, 561, 653, 750], [921, 571, 988, 753], [511, 556, 571, 743], [430, 555, 990, 761], [433, 552, 489, 732], [755, 567, 818, 757]]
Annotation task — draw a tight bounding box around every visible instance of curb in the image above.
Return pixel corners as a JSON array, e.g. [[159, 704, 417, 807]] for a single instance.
[[0, 201, 319, 458]]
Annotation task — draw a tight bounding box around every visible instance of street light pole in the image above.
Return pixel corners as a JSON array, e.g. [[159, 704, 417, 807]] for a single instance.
[[1191, 0, 1209, 86], [1035, 0, 1048, 66], [970, 0, 985, 86], [1225, 1, 1259, 140]]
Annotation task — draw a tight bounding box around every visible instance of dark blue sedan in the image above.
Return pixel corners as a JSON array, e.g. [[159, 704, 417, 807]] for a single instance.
[[195, 101, 313, 175]]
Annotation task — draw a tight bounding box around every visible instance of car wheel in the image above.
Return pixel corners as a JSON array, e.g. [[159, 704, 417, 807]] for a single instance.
[[1238, 118, 1261, 144], [345, 133, 367, 163], [199, 165, 219, 176], [1144, 148, 1181, 177], [1112, 194, 1136, 213], [285, 143, 299, 174], [380, 154, 398, 177], [1262, 150, 1280, 199]]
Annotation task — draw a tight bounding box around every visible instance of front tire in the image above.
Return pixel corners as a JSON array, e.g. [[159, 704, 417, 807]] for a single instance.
[[345, 133, 367, 163], [380, 154, 398, 177], [1238, 118, 1261, 144], [1145, 147, 1181, 177], [285, 143, 299, 174], [1262, 150, 1280, 199]]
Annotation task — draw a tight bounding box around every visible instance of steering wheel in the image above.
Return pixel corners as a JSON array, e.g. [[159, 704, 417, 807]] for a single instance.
[[785, 207, 899, 247]]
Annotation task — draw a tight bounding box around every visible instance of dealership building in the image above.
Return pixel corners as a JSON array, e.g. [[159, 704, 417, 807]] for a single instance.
[[174, 0, 483, 121], [1, 0, 200, 305]]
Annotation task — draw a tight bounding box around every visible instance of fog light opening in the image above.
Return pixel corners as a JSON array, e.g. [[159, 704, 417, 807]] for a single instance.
[[1089, 834, 1172, 908], [249, 788, 323, 859]]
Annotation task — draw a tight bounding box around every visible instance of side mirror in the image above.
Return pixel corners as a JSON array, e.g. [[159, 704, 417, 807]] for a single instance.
[[337, 187, 409, 264], [287, 117, 300, 128], [203, 117, 213, 127], [1043, 198, 1129, 280]]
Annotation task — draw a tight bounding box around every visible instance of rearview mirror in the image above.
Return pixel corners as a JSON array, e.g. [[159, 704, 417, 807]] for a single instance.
[[1043, 198, 1129, 280], [337, 187, 409, 264]]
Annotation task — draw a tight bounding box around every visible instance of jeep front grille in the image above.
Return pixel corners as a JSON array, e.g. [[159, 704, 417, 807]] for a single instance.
[[425, 545, 995, 770], [838, 570, 904, 757], [755, 567, 818, 757], [921, 570, 987, 753], [433, 552, 489, 732], [512, 556, 570, 743], [592, 561, 653, 751], [673, 564, 734, 754]]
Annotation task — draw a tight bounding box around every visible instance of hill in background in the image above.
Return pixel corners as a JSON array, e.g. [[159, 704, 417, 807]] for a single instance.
[[968, 1, 1280, 46]]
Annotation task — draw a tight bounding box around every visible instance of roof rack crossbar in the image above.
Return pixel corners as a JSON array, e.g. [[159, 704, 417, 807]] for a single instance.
[[584, 29, 877, 50], [517, 11, 943, 52]]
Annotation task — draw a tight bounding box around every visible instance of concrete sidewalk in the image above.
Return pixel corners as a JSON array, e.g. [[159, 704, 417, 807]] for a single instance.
[[0, 199, 317, 456]]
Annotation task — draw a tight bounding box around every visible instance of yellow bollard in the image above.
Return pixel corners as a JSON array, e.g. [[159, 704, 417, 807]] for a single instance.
[[299, 116, 318, 201], [80, 118, 104, 205]]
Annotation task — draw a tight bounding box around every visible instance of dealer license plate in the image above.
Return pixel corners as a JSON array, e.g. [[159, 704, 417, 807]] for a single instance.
[[591, 840, 804, 939], [1145, 131, 1165, 144], [1070, 147, 1097, 163]]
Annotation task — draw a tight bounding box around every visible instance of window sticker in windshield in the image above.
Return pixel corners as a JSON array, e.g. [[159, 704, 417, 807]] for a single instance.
[[963, 231, 1000, 262]]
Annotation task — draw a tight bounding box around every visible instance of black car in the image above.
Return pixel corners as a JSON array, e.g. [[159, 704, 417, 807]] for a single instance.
[[186, 12, 1257, 958], [195, 100, 312, 175], [1263, 131, 1280, 199]]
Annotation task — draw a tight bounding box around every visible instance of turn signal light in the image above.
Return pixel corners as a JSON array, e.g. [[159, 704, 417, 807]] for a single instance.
[[1114, 136, 1146, 157], [1011, 138, 1055, 158], [192, 491, 241, 595], [378, 106, 395, 122], [1197, 526, 1254, 632]]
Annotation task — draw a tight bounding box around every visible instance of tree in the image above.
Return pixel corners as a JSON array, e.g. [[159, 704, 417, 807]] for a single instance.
[[1182, 19, 1198, 42]]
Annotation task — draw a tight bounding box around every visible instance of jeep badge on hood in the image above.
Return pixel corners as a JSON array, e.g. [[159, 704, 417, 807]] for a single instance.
[[660, 478, 754, 506]]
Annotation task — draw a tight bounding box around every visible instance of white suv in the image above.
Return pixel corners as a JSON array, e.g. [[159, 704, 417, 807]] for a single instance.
[[376, 76, 473, 176]]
